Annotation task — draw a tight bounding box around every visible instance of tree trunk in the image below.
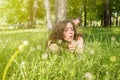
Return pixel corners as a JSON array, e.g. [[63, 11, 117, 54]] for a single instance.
[[103, 0, 110, 27], [54, 0, 67, 23], [109, 12, 112, 26], [27, 0, 34, 28], [44, 0, 53, 30], [54, 0, 58, 23], [84, 3, 87, 27], [115, 12, 118, 26], [33, 0, 38, 25]]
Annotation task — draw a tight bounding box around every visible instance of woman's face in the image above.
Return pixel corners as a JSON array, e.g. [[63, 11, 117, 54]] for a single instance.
[[63, 22, 74, 42]]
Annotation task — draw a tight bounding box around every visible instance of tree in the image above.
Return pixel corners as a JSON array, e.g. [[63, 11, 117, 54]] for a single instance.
[[83, 0, 87, 27], [54, 0, 67, 23], [44, 0, 53, 30], [103, 0, 110, 26], [27, 0, 34, 28]]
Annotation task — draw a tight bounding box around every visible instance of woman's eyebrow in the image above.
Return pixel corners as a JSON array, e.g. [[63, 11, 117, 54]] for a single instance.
[[64, 27, 68, 29]]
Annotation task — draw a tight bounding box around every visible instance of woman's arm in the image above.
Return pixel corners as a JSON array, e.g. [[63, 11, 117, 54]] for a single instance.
[[68, 36, 84, 53], [76, 36, 84, 53]]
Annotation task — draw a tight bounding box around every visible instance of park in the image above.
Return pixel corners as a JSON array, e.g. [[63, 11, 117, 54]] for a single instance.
[[0, 0, 120, 80]]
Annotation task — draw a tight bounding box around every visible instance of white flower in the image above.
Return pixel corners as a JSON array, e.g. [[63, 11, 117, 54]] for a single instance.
[[30, 47, 35, 52], [18, 45, 24, 51], [84, 72, 93, 80], [58, 39, 62, 44], [23, 40, 28, 46], [111, 36, 115, 41], [37, 45, 42, 50], [20, 61, 26, 69], [49, 43, 59, 53], [21, 62, 25, 65], [42, 53, 48, 59], [90, 50, 94, 55], [71, 40, 76, 45]]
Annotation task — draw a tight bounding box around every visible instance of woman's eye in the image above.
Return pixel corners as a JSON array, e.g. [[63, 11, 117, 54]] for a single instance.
[[64, 29, 68, 32]]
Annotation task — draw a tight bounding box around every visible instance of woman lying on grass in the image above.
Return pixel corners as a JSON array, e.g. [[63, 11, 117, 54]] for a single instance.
[[47, 20, 84, 54]]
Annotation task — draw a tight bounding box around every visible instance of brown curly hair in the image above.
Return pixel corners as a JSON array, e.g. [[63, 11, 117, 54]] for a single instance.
[[49, 20, 82, 43]]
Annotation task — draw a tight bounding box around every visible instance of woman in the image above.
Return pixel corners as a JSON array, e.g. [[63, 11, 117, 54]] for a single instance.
[[47, 20, 84, 53]]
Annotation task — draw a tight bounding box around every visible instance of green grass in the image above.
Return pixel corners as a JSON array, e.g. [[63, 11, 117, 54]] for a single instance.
[[0, 27, 120, 80]]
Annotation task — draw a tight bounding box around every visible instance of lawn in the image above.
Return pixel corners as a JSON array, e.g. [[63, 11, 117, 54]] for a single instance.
[[0, 27, 120, 80]]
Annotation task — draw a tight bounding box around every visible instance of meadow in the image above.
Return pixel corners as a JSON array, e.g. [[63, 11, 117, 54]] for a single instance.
[[0, 27, 120, 80]]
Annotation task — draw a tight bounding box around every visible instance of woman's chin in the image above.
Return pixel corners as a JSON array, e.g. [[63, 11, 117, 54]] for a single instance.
[[68, 39, 74, 42]]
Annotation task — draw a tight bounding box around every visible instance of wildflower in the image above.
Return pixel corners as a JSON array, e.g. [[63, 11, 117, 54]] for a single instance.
[[49, 43, 60, 53], [71, 40, 76, 45], [110, 56, 116, 62], [18, 40, 29, 51], [84, 72, 93, 80], [18, 45, 24, 51], [111, 36, 115, 41], [90, 50, 94, 55], [30, 47, 35, 52], [20, 61, 26, 69], [23, 40, 29, 46], [11, 73, 15, 80], [58, 39, 62, 44], [21, 62, 25, 65], [37, 45, 42, 50], [42, 53, 48, 59]]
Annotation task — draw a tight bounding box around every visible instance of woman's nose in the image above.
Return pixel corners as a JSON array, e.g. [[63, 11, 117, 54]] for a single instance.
[[68, 30, 73, 34]]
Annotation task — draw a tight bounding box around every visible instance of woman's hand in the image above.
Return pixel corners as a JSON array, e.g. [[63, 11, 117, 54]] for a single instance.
[[68, 41, 76, 52]]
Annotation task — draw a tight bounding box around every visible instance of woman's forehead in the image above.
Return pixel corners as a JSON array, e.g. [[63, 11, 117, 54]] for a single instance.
[[65, 22, 73, 28]]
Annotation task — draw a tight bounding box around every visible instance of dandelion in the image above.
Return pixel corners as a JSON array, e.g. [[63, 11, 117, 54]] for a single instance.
[[2, 40, 28, 80], [11, 73, 15, 80], [111, 36, 116, 41], [23, 40, 29, 46], [90, 50, 94, 55], [71, 40, 76, 45], [84, 72, 93, 80], [42, 53, 48, 59], [58, 39, 62, 44], [30, 47, 35, 52], [21, 62, 25, 65], [18, 45, 24, 51], [37, 45, 42, 50], [20, 61, 26, 68], [20, 61, 27, 78], [18, 40, 29, 51], [49, 43, 60, 53], [110, 56, 116, 62]]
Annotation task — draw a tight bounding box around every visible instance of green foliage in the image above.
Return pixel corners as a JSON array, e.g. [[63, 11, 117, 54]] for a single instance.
[[0, 27, 120, 79], [0, 0, 46, 26], [67, 0, 82, 19]]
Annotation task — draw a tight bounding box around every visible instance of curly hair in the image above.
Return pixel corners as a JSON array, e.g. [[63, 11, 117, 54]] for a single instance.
[[49, 20, 81, 43]]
